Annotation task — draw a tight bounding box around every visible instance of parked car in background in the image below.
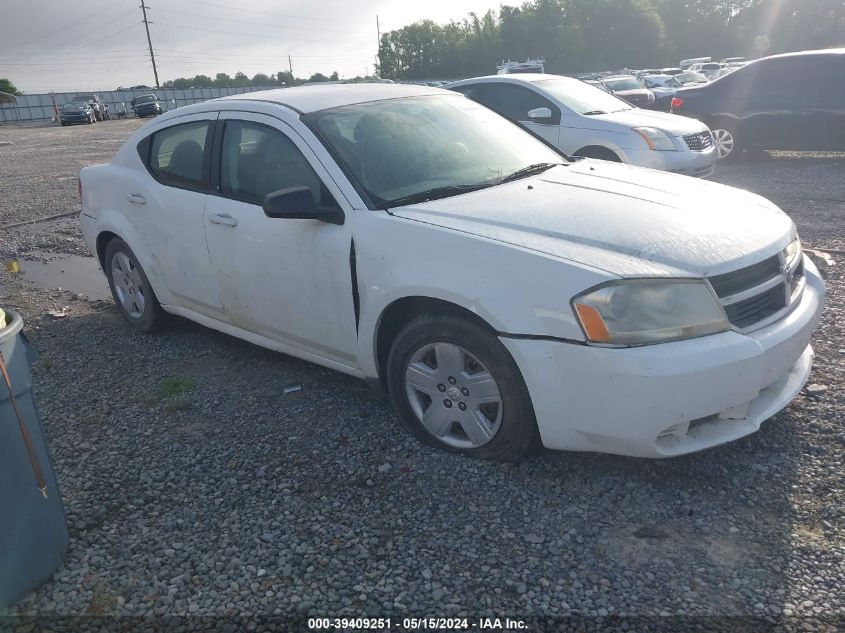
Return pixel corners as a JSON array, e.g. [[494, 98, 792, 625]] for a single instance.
[[59, 102, 96, 125], [671, 48, 845, 160], [680, 56, 711, 71], [72, 94, 108, 121], [602, 75, 655, 108], [583, 79, 611, 93], [721, 57, 746, 64], [497, 58, 545, 74], [661, 68, 683, 76], [640, 74, 682, 111], [713, 61, 748, 80], [131, 94, 162, 117], [447, 74, 716, 177], [79, 84, 824, 461], [689, 62, 724, 80], [675, 71, 709, 86]]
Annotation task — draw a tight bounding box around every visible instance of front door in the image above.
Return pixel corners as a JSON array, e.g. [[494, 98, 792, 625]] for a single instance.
[[203, 112, 359, 367], [477, 83, 562, 146]]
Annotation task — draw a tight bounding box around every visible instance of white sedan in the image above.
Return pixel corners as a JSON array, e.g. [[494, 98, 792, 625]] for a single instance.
[[80, 84, 824, 461], [447, 74, 717, 178]]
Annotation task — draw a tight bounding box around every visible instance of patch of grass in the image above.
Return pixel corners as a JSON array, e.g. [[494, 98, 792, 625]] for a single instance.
[[143, 377, 194, 407], [156, 377, 193, 398]]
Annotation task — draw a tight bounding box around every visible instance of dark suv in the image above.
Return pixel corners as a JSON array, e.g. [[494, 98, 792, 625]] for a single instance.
[[671, 48, 845, 159], [72, 94, 109, 121], [131, 94, 162, 118]]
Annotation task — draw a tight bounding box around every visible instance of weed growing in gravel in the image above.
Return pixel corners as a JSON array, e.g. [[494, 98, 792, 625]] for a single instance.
[[142, 377, 194, 408]]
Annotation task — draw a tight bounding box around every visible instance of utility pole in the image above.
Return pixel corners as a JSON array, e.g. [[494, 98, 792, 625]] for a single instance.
[[288, 54, 293, 75], [375, 15, 381, 77], [140, 0, 159, 88]]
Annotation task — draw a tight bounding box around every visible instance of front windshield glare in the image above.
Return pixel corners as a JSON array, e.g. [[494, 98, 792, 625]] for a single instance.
[[308, 95, 563, 207], [534, 79, 631, 115]]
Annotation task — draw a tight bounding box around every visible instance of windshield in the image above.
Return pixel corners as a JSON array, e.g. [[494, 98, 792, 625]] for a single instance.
[[643, 75, 680, 88], [307, 95, 564, 208], [604, 77, 642, 91], [533, 78, 631, 115], [136, 95, 156, 103], [61, 103, 86, 111]]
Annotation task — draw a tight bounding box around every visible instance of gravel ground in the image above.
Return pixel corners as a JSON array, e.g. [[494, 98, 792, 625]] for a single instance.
[[0, 122, 843, 628]]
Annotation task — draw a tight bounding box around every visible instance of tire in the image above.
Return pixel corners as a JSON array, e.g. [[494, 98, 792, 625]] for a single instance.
[[711, 123, 740, 160], [104, 238, 164, 331], [573, 146, 622, 162], [386, 314, 537, 462]]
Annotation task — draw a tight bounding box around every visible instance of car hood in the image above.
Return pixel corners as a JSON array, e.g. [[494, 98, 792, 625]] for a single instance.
[[389, 162, 794, 278], [590, 108, 708, 135]]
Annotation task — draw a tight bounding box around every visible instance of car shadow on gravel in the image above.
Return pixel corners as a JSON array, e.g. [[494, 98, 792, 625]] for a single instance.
[[12, 302, 829, 618]]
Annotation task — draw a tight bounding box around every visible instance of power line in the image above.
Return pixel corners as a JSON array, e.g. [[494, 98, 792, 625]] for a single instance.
[[151, 7, 374, 35], [153, 18, 374, 44], [176, 0, 373, 26]]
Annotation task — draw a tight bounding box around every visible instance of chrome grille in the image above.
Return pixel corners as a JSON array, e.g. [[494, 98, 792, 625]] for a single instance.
[[683, 131, 714, 151], [708, 243, 804, 332]]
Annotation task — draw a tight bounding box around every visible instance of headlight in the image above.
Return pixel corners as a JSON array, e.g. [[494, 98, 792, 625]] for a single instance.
[[572, 280, 729, 346], [785, 236, 800, 264], [632, 126, 675, 151]]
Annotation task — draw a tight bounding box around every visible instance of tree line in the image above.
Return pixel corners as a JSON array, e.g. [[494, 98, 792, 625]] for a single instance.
[[377, 0, 845, 79], [162, 70, 374, 89]]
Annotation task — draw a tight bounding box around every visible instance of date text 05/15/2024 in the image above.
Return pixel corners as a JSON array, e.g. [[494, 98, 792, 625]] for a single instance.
[[308, 617, 527, 630]]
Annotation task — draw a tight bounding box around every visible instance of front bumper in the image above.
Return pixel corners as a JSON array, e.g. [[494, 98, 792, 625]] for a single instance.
[[619, 143, 717, 178], [501, 258, 825, 458]]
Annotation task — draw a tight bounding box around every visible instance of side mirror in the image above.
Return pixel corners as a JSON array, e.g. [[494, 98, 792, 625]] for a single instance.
[[526, 107, 553, 124], [262, 186, 344, 225]]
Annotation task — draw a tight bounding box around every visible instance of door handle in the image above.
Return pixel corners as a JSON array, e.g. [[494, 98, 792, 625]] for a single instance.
[[208, 213, 238, 227], [126, 193, 146, 205]]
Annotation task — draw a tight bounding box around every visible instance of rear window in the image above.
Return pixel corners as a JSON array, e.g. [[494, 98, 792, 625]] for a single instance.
[[140, 121, 210, 189]]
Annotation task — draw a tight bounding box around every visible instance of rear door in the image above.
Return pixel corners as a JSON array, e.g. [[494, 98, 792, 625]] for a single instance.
[[130, 113, 224, 317]]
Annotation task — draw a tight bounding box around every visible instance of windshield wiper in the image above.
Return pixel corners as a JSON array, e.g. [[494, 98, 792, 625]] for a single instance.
[[582, 110, 607, 116], [498, 162, 562, 184], [377, 183, 495, 209]]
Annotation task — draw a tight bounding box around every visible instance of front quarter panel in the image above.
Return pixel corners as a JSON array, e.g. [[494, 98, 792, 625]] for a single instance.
[[354, 212, 613, 378]]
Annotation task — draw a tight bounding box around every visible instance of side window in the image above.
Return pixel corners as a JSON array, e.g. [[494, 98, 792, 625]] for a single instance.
[[220, 120, 331, 207], [478, 84, 557, 122], [144, 120, 210, 189]]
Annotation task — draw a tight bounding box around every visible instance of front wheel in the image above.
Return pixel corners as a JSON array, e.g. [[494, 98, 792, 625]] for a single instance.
[[386, 314, 537, 462], [104, 238, 164, 331]]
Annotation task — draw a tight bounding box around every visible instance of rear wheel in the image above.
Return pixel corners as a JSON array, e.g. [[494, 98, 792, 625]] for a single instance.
[[104, 238, 164, 331], [386, 314, 537, 462]]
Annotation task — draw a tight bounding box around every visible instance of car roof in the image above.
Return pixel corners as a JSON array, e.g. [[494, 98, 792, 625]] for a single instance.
[[603, 75, 638, 80], [765, 47, 845, 60], [217, 83, 445, 114]]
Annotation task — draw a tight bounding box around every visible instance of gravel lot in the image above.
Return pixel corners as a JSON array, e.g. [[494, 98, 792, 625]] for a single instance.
[[0, 121, 843, 628]]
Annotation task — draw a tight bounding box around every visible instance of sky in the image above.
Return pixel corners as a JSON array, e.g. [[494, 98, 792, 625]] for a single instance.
[[0, 0, 500, 93]]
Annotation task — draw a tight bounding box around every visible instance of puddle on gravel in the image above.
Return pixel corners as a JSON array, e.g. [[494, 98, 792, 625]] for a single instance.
[[14, 252, 111, 301]]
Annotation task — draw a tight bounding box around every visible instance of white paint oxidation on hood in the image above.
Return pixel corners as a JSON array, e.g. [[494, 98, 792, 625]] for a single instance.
[[390, 161, 795, 278]]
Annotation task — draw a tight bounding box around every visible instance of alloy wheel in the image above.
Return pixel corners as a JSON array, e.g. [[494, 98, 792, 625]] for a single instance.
[[110, 251, 146, 318], [713, 128, 735, 159], [404, 342, 503, 449]]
